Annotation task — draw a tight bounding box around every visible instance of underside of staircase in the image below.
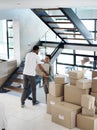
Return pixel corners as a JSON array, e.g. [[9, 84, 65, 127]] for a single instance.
[[32, 8, 94, 64]]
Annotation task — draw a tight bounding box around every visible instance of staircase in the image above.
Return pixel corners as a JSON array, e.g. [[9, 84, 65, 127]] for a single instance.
[[32, 8, 94, 64], [0, 62, 24, 93], [1, 59, 42, 94], [32, 8, 93, 45]]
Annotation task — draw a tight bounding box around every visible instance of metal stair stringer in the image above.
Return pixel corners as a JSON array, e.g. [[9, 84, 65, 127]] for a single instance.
[[50, 42, 64, 64], [60, 8, 93, 44]]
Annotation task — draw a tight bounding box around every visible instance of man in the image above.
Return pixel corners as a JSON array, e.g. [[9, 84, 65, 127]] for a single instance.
[[21, 45, 48, 107]]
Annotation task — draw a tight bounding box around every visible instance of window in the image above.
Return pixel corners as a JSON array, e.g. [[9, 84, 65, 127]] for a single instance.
[[57, 54, 73, 64], [82, 20, 94, 31], [7, 20, 14, 59], [0, 20, 14, 60], [0, 20, 7, 59]]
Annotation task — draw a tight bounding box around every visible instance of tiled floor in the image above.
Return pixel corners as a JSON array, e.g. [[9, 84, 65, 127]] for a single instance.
[[0, 90, 80, 130]]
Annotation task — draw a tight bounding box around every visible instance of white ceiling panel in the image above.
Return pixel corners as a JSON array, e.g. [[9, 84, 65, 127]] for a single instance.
[[0, 0, 97, 9]]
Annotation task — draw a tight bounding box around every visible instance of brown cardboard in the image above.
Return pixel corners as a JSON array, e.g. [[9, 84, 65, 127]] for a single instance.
[[47, 94, 63, 114], [0, 75, 9, 86], [69, 70, 84, 79], [82, 107, 95, 117], [76, 79, 92, 89], [81, 94, 95, 109], [36, 63, 49, 76], [52, 102, 81, 129], [95, 107, 97, 114], [91, 92, 97, 107], [92, 70, 97, 78], [69, 77, 79, 85], [64, 84, 90, 105], [92, 77, 97, 93], [49, 81, 64, 97], [54, 74, 65, 84], [77, 113, 97, 130], [0, 60, 17, 87]]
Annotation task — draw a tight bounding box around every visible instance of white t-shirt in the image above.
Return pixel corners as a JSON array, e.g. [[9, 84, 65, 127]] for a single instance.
[[23, 52, 41, 76]]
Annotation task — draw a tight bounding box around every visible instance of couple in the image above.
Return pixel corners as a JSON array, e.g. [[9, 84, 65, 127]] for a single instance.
[[21, 45, 54, 107]]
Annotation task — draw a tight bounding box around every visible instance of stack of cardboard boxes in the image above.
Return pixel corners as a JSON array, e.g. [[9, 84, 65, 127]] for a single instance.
[[47, 74, 65, 114], [47, 71, 97, 130], [47, 73, 82, 129], [81, 94, 95, 116], [50, 74, 81, 129], [76, 70, 97, 130], [77, 94, 97, 130], [91, 70, 97, 113], [47, 70, 97, 130], [69, 70, 84, 85], [64, 70, 91, 106]]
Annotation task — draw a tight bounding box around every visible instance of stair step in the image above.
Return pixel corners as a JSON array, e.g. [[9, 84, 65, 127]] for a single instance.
[[16, 71, 23, 75], [62, 37, 86, 40], [4, 86, 23, 93], [10, 78, 23, 84], [47, 21, 71, 24], [53, 27, 76, 30], [36, 8, 59, 11], [58, 32, 81, 35], [41, 15, 65, 18]]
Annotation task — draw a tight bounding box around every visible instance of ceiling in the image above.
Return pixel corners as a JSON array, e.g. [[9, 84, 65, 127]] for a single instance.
[[0, 0, 97, 9]]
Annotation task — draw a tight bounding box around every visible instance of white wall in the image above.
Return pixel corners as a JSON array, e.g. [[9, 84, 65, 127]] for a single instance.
[[0, 9, 49, 64], [13, 20, 20, 65]]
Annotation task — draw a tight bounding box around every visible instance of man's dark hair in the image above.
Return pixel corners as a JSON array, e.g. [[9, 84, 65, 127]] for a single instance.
[[46, 54, 51, 60], [33, 45, 39, 51]]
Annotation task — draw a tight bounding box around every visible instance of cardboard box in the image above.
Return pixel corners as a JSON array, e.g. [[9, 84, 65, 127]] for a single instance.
[[95, 107, 97, 114], [36, 63, 49, 76], [69, 70, 84, 79], [52, 102, 81, 129], [92, 70, 97, 78], [49, 81, 64, 97], [64, 84, 90, 105], [82, 107, 95, 117], [92, 77, 97, 93], [81, 94, 95, 109], [91, 92, 97, 107], [0, 75, 9, 87], [54, 74, 65, 84], [76, 79, 92, 89], [0, 60, 17, 87], [77, 113, 97, 130], [69, 77, 79, 85], [47, 94, 63, 114], [8, 66, 17, 75]]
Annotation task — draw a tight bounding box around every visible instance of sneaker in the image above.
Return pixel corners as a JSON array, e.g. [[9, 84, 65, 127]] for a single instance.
[[33, 100, 40, 105]]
